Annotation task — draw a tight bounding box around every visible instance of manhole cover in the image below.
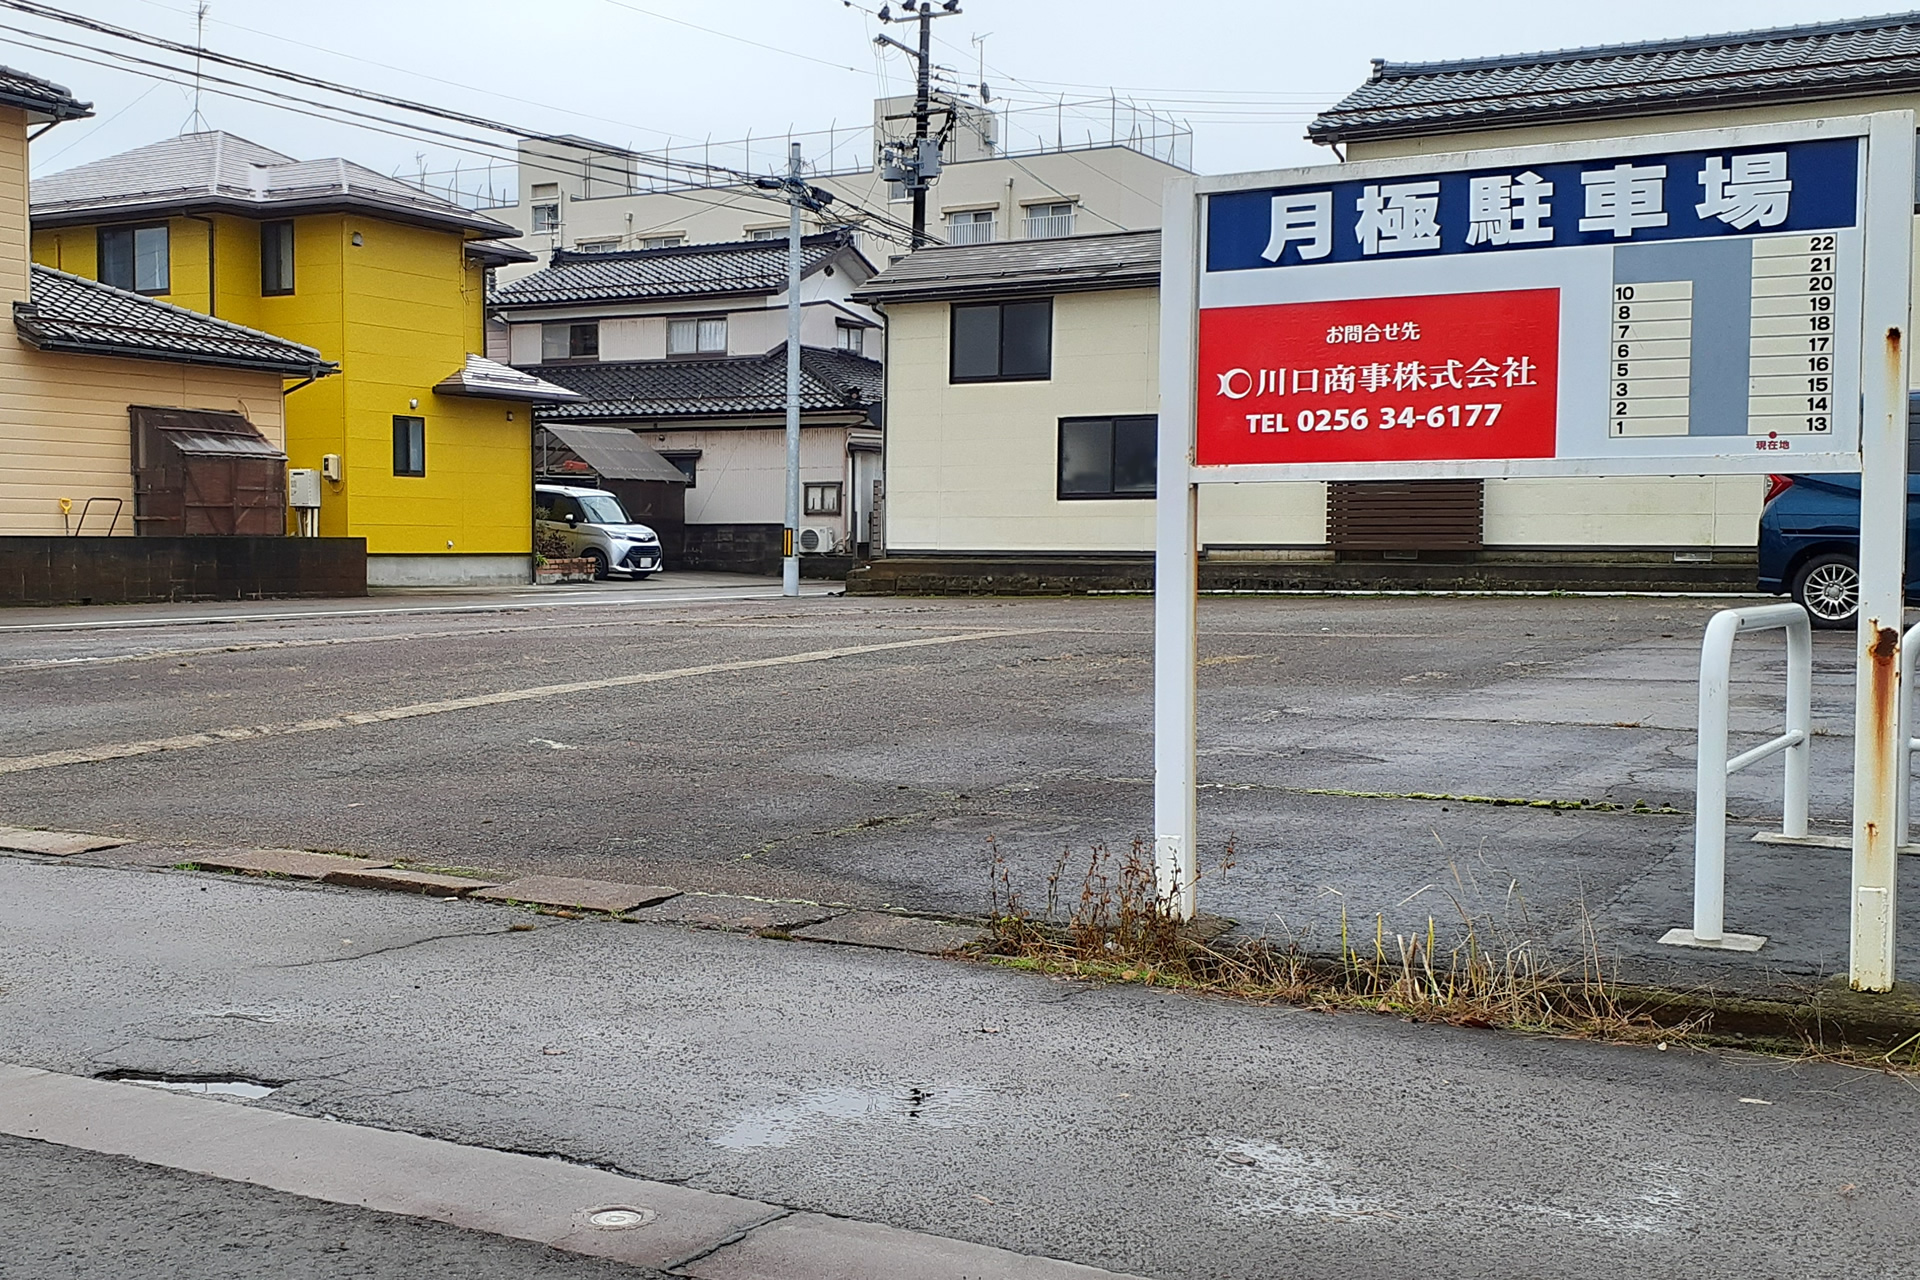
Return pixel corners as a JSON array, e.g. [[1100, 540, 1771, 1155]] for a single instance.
[[583, 1206, 656, 1231]]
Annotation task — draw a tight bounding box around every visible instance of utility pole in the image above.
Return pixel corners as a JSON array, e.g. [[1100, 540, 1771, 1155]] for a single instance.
[[875, 0, 961, 247], [782, 142, 803, 598], [757, 149, 837, 598]]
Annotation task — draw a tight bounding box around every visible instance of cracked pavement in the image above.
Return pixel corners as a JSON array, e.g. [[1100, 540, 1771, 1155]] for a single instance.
[[1, 588, 1913, 997], [2, 856, 1917, 1280]]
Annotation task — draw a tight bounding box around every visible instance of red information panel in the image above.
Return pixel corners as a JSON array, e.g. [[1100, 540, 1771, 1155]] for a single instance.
[[1196, 289, 1561, 466]]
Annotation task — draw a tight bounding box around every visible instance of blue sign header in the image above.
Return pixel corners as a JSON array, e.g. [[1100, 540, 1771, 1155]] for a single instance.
[[1206, 137, 1860, 274]]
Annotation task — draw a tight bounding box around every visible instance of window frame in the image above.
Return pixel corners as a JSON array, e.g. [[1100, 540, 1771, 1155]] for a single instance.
[[1056, 414, 1158, 501], [531, 203, 561, 233], [392, 415, 426, 478], [659, 450, 700, 488], [99, 222, 171, 295], [666, 314, 727, 356], [834, 322, 865, 356], [804, 481, 843, 517], [542, 321, 600, 363], [260, 219, 295, 296], [949, 297, 1053, 384]]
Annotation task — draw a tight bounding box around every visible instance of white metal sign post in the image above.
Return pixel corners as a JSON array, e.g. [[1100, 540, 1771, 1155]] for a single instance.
[[1155, 114, 1911, 990]]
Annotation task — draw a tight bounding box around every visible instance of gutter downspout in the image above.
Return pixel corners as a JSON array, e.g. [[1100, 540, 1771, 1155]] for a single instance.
[[182, 213, 217, 315]]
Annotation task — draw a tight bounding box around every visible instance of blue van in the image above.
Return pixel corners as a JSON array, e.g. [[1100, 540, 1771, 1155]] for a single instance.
[[1756, 396, 1920, 627]]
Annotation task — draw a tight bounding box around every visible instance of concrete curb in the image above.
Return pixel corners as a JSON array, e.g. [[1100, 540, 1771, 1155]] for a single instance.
[[0, 1065, 1147, 1280], [12, 826, 1916, 1054]]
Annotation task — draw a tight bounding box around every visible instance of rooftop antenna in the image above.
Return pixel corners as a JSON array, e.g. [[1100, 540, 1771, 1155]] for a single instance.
[[184, 3, 211, 133], [972, 31, 992, 103]]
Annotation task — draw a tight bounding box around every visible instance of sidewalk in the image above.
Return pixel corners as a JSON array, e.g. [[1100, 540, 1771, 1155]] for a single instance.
[[1, 852, 1915, 1280]]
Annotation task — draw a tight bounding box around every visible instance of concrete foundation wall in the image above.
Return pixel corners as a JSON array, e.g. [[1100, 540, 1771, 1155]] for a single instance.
[[366, 553, 530, 588], [0, 536, 366, 606]]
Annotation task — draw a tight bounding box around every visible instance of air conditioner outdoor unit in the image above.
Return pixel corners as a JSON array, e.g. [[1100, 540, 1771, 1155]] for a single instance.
[[798, 526, 840, 554]]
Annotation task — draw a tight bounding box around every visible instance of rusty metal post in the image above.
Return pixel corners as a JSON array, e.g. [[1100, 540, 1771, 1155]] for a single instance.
[[1848, 111, 1914, 992]]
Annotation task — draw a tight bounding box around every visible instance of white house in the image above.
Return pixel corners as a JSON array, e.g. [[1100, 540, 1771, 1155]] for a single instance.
[[849, 13, 1920, 593], [495, 233, 883, 569]]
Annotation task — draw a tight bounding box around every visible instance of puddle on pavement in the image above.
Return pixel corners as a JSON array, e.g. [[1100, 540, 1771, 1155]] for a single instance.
[[711, 1082, 987, 1151], [106, 1074, 280, 1100]]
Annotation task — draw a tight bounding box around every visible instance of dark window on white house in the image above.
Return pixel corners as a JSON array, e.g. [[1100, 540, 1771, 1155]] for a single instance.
[[542, 322, 599, 362], [951, 298, 1051, 382], [392, 416, 426, 477], [804, 482, 842, 516], [261, 220, 295, 295], [661, 451, 699, 487], [99, 224, 170, 294], [1058, 415, 1156, 499]]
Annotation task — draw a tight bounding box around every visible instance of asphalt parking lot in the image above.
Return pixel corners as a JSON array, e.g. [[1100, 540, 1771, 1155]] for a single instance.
[[3, 581, 1912, 994]]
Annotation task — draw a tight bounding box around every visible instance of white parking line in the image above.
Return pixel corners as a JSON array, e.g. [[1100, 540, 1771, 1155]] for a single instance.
[[0, 586, 834, 635], [0, 631, 1026, 776]]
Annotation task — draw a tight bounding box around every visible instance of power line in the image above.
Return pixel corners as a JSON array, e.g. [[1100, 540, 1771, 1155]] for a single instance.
[[599, 0, 869, 76], [0, 0, 754, 186]]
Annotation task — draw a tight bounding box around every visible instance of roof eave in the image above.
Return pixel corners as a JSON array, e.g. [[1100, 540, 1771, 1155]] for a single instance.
[[1309, 69, 1920, 146], [1, 90, 92, 124], [13, 326, 337, 378], [30, 192, 517, 238], [492, 285, 783, 312], [852, 271, 1159, 305]]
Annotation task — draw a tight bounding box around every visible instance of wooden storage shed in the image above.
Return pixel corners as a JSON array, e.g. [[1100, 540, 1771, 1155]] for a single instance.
[[129, 406, 288, 537]]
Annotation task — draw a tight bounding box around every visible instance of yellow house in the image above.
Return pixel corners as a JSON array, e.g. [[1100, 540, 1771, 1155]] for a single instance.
[[29, 130, 575, 586], [1, 69, 334, 560]]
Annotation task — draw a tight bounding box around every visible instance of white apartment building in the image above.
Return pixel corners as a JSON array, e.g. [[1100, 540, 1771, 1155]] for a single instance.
[[490, 95, 1192, 277]]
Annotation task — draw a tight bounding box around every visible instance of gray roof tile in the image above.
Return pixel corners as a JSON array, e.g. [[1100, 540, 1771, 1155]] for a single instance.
[[0, 64, 90, 122], [528, 345, 882, 422], [491, 233, 863, 308], [1312, 13, 1920, 144], [851, 230, 1159, 303], [17, 265, 334, 377], [31, 131, 516, 237]]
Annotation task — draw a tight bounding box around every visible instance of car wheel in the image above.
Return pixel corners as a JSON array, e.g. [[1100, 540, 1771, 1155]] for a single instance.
[[583, 547, 609, 581], [1791, 552, 1860, 629]]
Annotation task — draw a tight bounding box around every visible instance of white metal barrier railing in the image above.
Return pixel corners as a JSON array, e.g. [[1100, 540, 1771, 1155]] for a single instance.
[[1673, 603, 1812, 950], [1899, 622, 1920, 848]]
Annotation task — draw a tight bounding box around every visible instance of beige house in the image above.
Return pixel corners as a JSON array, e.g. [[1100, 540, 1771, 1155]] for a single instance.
[[853, 13, 1920, 586], [0, 67, 331, 545]]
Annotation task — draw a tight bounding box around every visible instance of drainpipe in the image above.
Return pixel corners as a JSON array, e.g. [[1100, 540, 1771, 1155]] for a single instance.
[[182, 214, 216, 316]]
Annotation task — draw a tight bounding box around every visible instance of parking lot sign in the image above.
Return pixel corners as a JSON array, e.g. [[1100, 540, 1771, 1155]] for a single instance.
[[1155, 113, 1914, 989]]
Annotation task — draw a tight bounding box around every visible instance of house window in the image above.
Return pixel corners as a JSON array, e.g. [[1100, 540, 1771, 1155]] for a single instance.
[[835, 322, 864, 356], [946, 209, 994, 245], [392, 416, 426, 477], [641, 234, 685, 249], [99, 224, 169, 294], [575, 238, 620, 253], [1024, 202, 1076, 240], [542, 322, 600, 362], [661, 451, 699, 488], [887, 180, 909, 203], [260, 220, 295, 296], [950, 298, 1051, 382], [805, 482, 843, 516], [532, 204, 561, 233], [667, 315, 727, 355], [747, 227, 786, 241], [1058, 415, 1157, 499]]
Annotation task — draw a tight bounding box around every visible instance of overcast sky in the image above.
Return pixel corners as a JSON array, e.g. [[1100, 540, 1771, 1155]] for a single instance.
[[4, 0, 1872, 194]]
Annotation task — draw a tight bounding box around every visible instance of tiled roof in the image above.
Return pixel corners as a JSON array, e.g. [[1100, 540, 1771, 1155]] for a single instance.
[[851, 230, 1159, 304], [527, 345, 883, 422], [0, 64, 90, 122], [491, 233, 863, 308], [1311, 12, 1920, 144], [31, 131, 517, 237], [16, 265, 335, 377]]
